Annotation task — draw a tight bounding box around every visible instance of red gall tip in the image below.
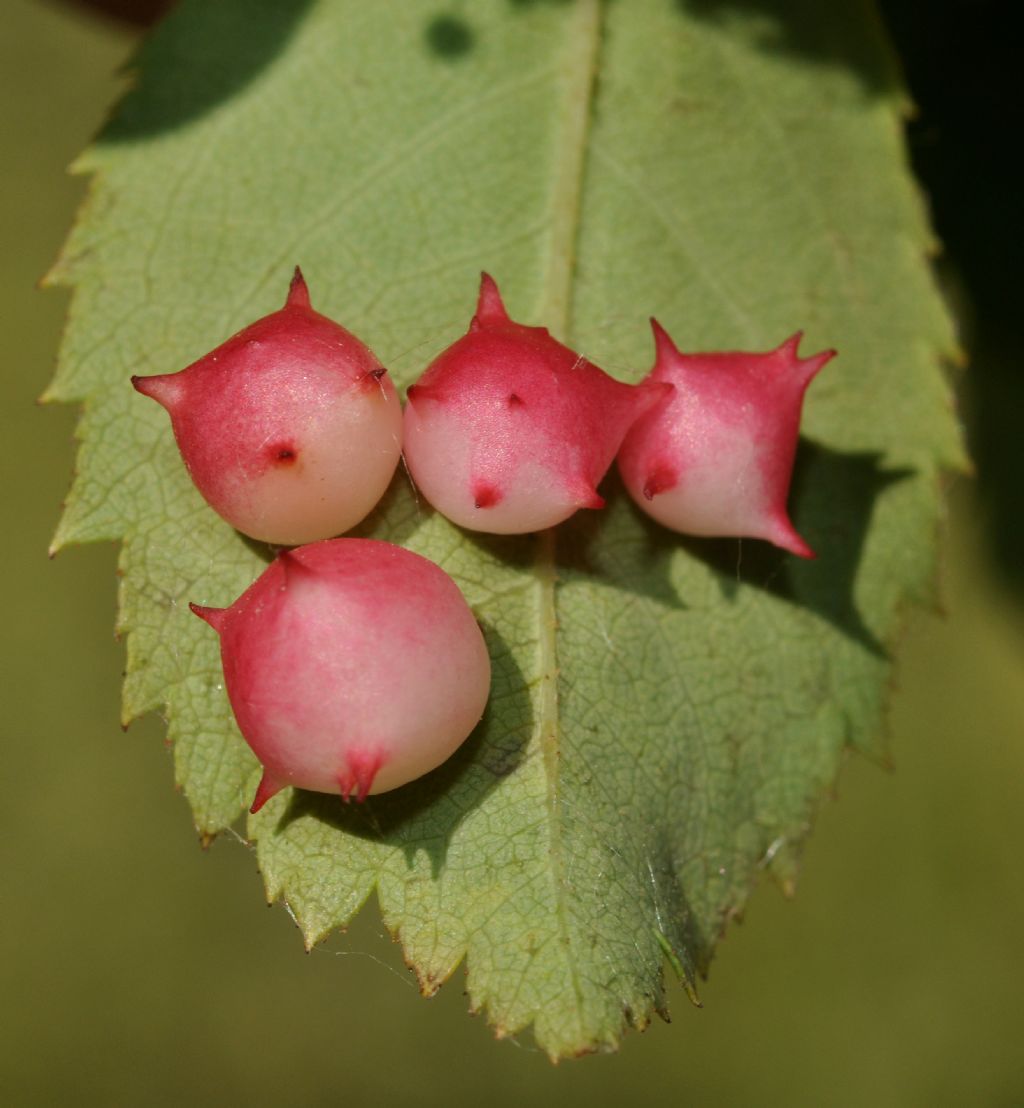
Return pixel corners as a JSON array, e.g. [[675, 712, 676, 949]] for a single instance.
[[802, 347, 837, 381], [268, 442, 298, 466], [507, 392, 524, 408], [574, 486, 606, 511], [780, 539, 816, 560], [642, 466, 677, 501], [649, 318, 682, 364], [132, 372, 185, 412], [471, 272, 511, 330], [636, 378, 675, 418], [359, 366, 390, 394], [250, 769, 286, 814], [286, 266, 312, 310], [472, 481, 503, 509], [406, 382, 441, 405], [278, 548, 318, 586], [783, 534, 816, 560], [778, 331, 804, 358], [189, 602, 228, 633], [766, 515, 816, 559], [337, 749, 385, 803], [778, 333, 836, 384]]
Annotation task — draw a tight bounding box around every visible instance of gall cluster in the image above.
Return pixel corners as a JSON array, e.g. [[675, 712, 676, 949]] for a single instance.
[[134, 270, 833, 812]]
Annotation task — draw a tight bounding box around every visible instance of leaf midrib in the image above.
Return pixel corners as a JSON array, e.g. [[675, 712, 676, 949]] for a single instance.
[[532, 0, 604, 1045]]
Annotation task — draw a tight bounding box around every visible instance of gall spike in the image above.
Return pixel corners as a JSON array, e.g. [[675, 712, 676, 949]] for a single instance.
[[191, 539, 491, 813], [617, 322, 835, 557], [133, 268, 402, 546], [402, 273, 672, 534]]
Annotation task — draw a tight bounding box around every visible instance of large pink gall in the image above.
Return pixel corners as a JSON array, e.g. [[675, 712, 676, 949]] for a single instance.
[[617, 322, 834, 557], [133, 269, 402, 546], [191, 539, 491, 812], [402, 274, 672, 534]]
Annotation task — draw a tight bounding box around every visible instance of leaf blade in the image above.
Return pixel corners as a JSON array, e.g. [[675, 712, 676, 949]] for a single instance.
[[50, 0, 964, 1057]]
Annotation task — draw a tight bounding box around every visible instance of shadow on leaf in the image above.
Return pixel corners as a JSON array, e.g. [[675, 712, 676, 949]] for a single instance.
[[348, 468, 429, 549], [424, 13, 476, 59], [104, 0, 313, 140], [556, 476, 689, 614], [674, 0, 900, 97], [447, 479, 688, 614], [646, 828, 709, 992]]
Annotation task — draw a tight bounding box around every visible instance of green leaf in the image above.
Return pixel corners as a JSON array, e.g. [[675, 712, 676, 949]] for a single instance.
[[47, 0, 965, 1058]]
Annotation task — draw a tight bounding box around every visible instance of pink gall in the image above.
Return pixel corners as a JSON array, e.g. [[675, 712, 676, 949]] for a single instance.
[[617, 322, 835, 557], [133, 269, 402, 546], [190, 539, 491, 812], [402, 274, 671, 534]]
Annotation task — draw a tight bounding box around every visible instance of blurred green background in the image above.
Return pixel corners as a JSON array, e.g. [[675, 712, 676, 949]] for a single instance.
[[3, 1, 1022, 1104]]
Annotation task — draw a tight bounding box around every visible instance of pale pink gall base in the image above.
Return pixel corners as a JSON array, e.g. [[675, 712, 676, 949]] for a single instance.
[[191, 539, 491, 812], [618, 323, 834, 558], [133, 269, 402, 546], [402, 274, 671, 535]]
